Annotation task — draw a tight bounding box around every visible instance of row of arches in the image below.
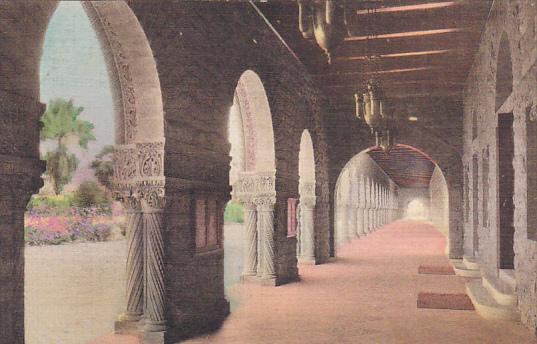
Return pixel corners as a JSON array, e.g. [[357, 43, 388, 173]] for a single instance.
[[0, 1, 456, 343]]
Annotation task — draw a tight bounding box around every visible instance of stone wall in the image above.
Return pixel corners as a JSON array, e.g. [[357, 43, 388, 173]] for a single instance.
[[462, 0, 537, 332], [126, 1, 330, 341], [429, 166, 449, 237], [0, 1, 332, 342]]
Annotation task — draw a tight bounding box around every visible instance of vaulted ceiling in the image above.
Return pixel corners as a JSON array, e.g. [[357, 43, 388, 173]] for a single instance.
[[367, 144, 436, 188]]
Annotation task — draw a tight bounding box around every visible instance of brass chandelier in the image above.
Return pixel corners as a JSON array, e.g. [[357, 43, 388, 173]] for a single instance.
[[297, 0, 397, 152], [355, 79, 396, 151]]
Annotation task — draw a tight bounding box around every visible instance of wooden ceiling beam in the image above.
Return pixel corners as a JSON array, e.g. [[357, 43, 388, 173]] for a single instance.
[[327, 51, 472, 74], [316, 67, 467, 86], [336, 29, 479, 57], [344, 2, 489, 38]]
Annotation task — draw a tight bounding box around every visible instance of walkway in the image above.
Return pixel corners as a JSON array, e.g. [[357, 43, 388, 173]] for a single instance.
[[185, 220, 535, 344], [25, 240, 127, 344]]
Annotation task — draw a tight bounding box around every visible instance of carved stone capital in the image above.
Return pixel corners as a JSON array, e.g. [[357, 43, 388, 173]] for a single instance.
[[232, 171, 276, 205], [113, 142, 165, 212], [254, 196, 276, 212]]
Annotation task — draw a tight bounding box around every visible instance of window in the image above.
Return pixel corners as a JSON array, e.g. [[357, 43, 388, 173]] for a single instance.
[[195, 194, 223, 252], [287, 198, 298, 238]]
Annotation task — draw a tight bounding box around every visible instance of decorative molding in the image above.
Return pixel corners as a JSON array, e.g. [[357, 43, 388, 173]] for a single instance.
[[236, 80, 257, 171], [93, 4, 138, 143], [113, 142, 165, 211], [232, 171, 276, 205]]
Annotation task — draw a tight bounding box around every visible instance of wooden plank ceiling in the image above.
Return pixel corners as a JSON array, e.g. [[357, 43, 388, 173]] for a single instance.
[[367, 144, 436, 188], [257, 0, 491, 188], [256, 0, 492, 109]]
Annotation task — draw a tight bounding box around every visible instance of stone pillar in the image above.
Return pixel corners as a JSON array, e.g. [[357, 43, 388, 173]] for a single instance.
[[117, 202, 144, 327], [357, 176, 366, 236], [255, 197, 276, 282], [242, 202, 258, 277], [142, 202, 167, 334], [113, 142, 167, 342], [347, 203, 357, 239], [365, 178, 372, 233], [298, 197, 316, 263], [337, 200, 349, 244]]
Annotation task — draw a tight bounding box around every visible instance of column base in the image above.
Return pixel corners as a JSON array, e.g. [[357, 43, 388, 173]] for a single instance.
[[143, 329, 166, 344], [115, 314, 144, 335], [298, 256, 316, 265], [144, 320, 167, 333], [241, 274, 260, 283], [261, 275, 278, 286]]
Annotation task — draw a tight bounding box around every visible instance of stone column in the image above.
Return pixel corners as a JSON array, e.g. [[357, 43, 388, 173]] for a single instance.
[[364, 178, 371, 233], [337, 200, 349, 244], [356, 176, 365, 236], [142, 199, 167, 335], [117, 201, 144, 327], [255, 197, 276, 281], [298, 197, 316, 263], [242, 202, 258, 277]]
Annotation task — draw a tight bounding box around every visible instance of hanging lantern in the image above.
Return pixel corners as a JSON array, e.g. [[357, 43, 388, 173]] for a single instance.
[[355, 80, 397, 152], [298, 0, 346, 63]]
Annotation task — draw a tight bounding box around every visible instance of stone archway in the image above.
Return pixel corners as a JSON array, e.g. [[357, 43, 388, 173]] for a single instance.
[[231, 70, 279, 285], [0, 1, 166, 343], [297, 129, 316, 264], [333, 144, 452, 256], [334, 149, 400, 253]]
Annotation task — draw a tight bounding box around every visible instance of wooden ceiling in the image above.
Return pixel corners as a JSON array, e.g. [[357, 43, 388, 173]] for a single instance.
[[256, 0, 491, 188], [256, 0, 493, 109], [367, 144, 436, 188]]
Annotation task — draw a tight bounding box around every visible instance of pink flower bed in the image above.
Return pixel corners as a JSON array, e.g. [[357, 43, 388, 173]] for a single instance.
[[25, 214, 70, 234]]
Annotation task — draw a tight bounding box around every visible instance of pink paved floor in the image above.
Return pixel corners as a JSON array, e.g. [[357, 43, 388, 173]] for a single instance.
[[183, 220, 536, 344]]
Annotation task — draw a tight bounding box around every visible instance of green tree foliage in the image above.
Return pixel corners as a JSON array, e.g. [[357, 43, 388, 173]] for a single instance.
[[40, 98, 96, 194], [72, 181, 110, 208], [91, 145, 115, 192]]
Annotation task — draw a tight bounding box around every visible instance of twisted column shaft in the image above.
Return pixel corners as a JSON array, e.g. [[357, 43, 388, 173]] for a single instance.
[[123, 211, 144, 321], [242, 203, 258, 276], [143, 211, 166, 332], [256, 200, 276, 279]]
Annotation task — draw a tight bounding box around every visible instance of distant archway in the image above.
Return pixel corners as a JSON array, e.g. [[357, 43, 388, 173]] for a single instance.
[[297, 129, 316, 263]]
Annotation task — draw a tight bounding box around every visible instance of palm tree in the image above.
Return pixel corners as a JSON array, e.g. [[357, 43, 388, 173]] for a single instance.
[[40, 98, 96, 195]]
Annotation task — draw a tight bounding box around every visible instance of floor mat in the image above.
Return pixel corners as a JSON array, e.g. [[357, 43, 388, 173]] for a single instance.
[[418, 265, 455, 275], [417, 292, 475, 310]]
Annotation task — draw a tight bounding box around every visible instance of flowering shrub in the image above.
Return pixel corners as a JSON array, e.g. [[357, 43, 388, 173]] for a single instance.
[[24, 201, 121, 245], [25, 227, 72, 246], [68, 219, 111, 242]]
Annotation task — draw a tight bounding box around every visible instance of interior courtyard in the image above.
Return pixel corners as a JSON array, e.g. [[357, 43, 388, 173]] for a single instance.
[[2, 0, 537, 343]]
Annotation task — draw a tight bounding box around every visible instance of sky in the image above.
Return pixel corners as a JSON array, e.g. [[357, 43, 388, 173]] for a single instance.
[[40, 1, 114, 188]]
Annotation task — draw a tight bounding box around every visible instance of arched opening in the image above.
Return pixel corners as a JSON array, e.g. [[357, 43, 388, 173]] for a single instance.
[[26, 2, 165, 343], [405, 199, 428, 220], [334, 149, 399, 250], [495, 33, 513, 111], [334, 144, 450, 254], [297, 129, 316, 264], [227, 69, 279, 291]]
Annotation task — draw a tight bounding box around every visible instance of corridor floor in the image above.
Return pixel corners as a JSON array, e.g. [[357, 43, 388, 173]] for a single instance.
[[184, 220, 536, 344]]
